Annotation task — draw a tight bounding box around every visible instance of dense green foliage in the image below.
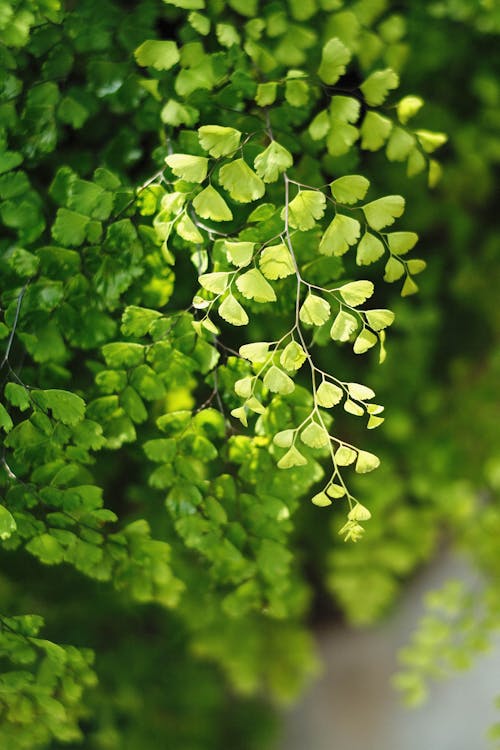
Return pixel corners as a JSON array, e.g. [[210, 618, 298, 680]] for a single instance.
[[0, 0, 498, 748]]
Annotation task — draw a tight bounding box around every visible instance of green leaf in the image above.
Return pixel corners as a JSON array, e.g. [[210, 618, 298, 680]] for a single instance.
[[330, 175, 369, 204], [198, 125, 241, 157], [218, 295, 248, 325], [245, 396, 265, 414], [335, 446, 357, 466], [355, 450, 380, 473], [254, 142, 293, 183], [363, 195, 405, 230], [0, 504, 17, 540], [397, 95, 424, 124], [199, 272, 230, 294], [51, 208, 89, 247], [330, 311, 358, 342], [102, 343, 144, 368], [188, 11, 210, 34], [164, 0, 205, 9], [5, 382, 30, 411], [360, 68, 399, 106], [365, 309, 395, 331], [326, 483, 345, 499], [255, 82, 277, 106], [176, 213, 204, 243], [280, 341, 307, 372], [311, 491, 332, 507], [407, 259, 426, 275], [338, 280, 374, 306], [309, 110, 330, 141], [263, 366, 295, 395], [234, 377, 253, 399], [277, 446, 307, 469], [353, 328, 378, 354], [316, 381, 343, 407], [236, 268, 276, 303], [134, 40, 180, 71], [121, 306, 162, 337], [273, 430, 294, 448], [285, 78, 309, 107], [387, 231, 418, 255], [225, 241, 254, 267], [239, 341, 270, 363], [344, 398, 364, 416], [415, 130, 448, 153], [401, 276, 419, 297], [360, 111, 393, 151], [26, 533, 64, 564], [356, 232, 385, 266], [384, 256, 405, 282], [259, 243, 295, 279], [299, 294, 331, 326], [348, 502, 371, 521], [326, 120, 359, 156], [193, 186, 233, 221], [319, 214, 361, 256], [284, 191, 326, 231], [216, 23, 240, 47], [330, 96, 360, 123], [318, 37, 351, 85], [386, 127, 416, 162], [218, 159, 265, 203], [165, 154, 208, 182], [32, 389, 85, 425]]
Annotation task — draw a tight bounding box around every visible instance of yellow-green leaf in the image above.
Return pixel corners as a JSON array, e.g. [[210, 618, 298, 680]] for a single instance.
[[235, 268, 276, 302], [316, 381, 343, 407], [218, 158, 265, 203], [193, 185, 233, 221], [319, 214, 361, 256], [284, 190, 326, 230], [338, 280, 374, 306], [254, 141, 293, 183], [263, 366, 295, 395], [198, 125, 241, 157], [300, 422, 329, 449], [299, 294, 331, 326], [259, 243, 295, 279], [219, 294, 248, 325], [360, 68, 399, 106], [318, 37, 351, 85], [355, 450, 380, 473], [356, 232, 385, 266], [198, 271, 230, 294], [280, 341, 307, 372], [363, 195, 405, 231], [330, 310, 358, 341], [330, 175, 369, 204], [165, 153, 208, 182], [277, 446, 308, 469], [225, 240, 254, 267]]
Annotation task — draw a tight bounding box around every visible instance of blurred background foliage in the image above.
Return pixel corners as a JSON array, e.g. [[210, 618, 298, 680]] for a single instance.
[[0, 0, 499, 748]]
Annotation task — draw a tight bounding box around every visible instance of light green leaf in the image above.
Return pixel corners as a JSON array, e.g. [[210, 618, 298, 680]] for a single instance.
[[176, 213, 203, 243], [263, 366, 295, 395], [335, 446, 357, 466], [225, 240, 254, 267], [164, 0, 205, 7], [198, 125, 241, 157], [347, 382, 375, 401], [239, 341, 270, 363], [386, 127, 415, 162], [33, 389, 85, 425], [259, 243, 295, 279], [407, 259, 426, 275], [344, 399, 364, 416], [356, 232, 385, 266], [415, 130, 447, 153], [284, 190, 326, 230], [353, 328, 378, 354], [219, 295, 249, 325], [26, 533, 64, 564], [165, 153, 208, 182], [326, 483, 345, 499], [216, 22, 240, 47], [318, 37, 351, 85], [407, 148, 426, 176], [273, 430, 295, 448], [363, 195, 405, 230], [134, 40, 180, 71], [330, 175, 369, 205], [255, 82, 277, 107], [316, 381, 343, 407], [198, 271, 230, 294], [348, 502, 371, 521], [330, 311, 358, 341], [365, 309, 395, 331], [309, 110, 330, 140], [319, 214, 361, 256], [355, 450, 380, 473], [254, 141, 293, 183], [326, 120, 359, 156], [285, 78, 309, 107], [384, 256, 405, 282], [338, 280, 374, 306], [367, 415, 384, 429], [311, 492, 332, 507], [401, 276, 419, 297], [277, 446, 307, 469], [246, 396, 266, 414], [360, 111, 392, 151], [188, 11, 210, 34], [299, 294, 331, 326], [300, 422, 329, 449], [360, 68, 399, 106], [231, 406, 248, 426], [218, 159, 265, 203], [0, 504, 16, 540], [193, 185, 233, 221], [387, 231, 418, 255], [397, 95, 423, 124], [236, 268, 276, 303], [280, 341, 307, 372], [234, 377, 253, 399], [5, 382, 30, 411], [330, 95, 360, 123]]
